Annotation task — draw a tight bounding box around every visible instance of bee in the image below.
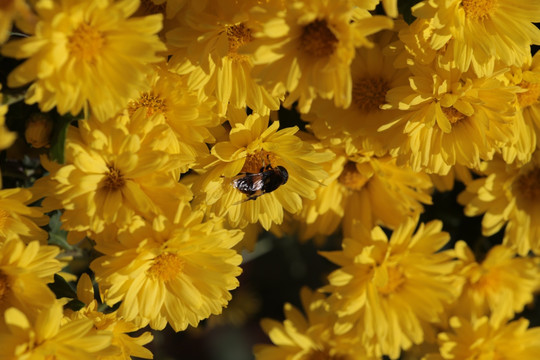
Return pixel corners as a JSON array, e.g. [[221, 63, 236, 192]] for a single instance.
[[231, 164, 289, 202]]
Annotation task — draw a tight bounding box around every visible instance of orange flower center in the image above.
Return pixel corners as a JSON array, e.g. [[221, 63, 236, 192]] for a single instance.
[[376, 265, 405, 295], [338, 162, 368, 191], [461, 0, 498, 21], [352, 77, 390, 113], [129, 92, 168, 117], [242, 150, 277, 173], [517, 81, 540, 108], [299, 19, 338, 58], [103, 166, 125, 191], [67, 23, 104, 62], [227, 23, 252, 61], [442, 106, 466, 125], [0, 271, 10, 303], [513, 167, 540, 202], [147, 252, 184, 282]]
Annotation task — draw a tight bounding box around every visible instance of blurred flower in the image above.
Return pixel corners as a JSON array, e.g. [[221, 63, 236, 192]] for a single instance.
[[1, 0, 166, 121], [24, 113, 53, 148]]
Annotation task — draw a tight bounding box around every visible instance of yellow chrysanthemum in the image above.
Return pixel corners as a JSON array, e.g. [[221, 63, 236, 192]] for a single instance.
[[242, 0, 393, 113], [1, 0, 166, 121], [296, 148, 432, 239], [448, 241, 540, 326], [91, 204, 244, 332], [382, 58, 519, 174], [128, 63, 221, 159], [303, 30, 408, 155], [429, 164, 472, 192], [0, 85, 16, 152], [33, 112, 193, 237], [413, 0, 540, 76], [424, 316, 540, 360], [0, 301, 117, 360], [0, 187, 48, 243], [195, 112, 332, 230], [254, 287, 378, 360], [458, 151, 540, 255], [0, 238, 63, 320], [167, 1, 281, 115], [66, 274, 154, 360], [321, 218, 460, 359]]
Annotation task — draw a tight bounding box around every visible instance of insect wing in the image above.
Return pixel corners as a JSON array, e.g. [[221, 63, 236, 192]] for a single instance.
[[232, 173, 265, 195]]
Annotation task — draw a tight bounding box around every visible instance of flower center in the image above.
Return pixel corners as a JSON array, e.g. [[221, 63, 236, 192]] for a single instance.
[[442, 106, 466, 125], [147, 252, 184, 282], [67, 23, 104, 62], [128, 92, 168, 117], [305, 349, 348, 360], [517, 81, 540, 108], [375, 264, 405, 295], [241, 150, 277, 173], [299, 19, 338, 58], [474, 268, 501, 293], [338, 162, 368, 191], [0, 271, 10, 303], [513, 167, 540, 203], [227, 23, 252, 61], [461, 0, 498, 21], [103, 166, 125, 191], [352, 77, 390, 113]]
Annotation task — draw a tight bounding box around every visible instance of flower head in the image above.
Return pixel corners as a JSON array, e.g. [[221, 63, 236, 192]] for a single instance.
[[1, 0, 166, 121], [321, 218, 460, 359]]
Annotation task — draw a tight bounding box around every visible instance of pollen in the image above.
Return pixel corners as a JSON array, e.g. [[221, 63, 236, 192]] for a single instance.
[[513, 167, 540, 202], [461, 0, 498, 21], [0, 271, 10, 304], [147, 252, 185, 282], [103, 165, 125, 191], [376, 264, 406, 295], [242, 150, 277, 173], [517, 81, 540, 108], [227, 23, 252, 61], [442, 106, 466, 125], [128, 92, 168, 117], [338, 162, 368, 191], [67, 22, 105, 63], [352, 77, 390, 113], [299, 19, 338, 58]]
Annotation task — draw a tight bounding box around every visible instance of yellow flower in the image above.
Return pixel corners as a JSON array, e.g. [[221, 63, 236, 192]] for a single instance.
[[0, 0, 34, 44], [33, 112, 193, 236], [424, 316, 540, 360], [0, 187, 48, 243], [24, 113, 53, 148], [0, 238, 63, 321], [303, 29, 409, 155], [449, 241, 540, 326], [242, 0, 393, 113], [413, 0, 540, 76], [382, 58, 519, 174], [458, 151, 540, 255], [254, 287, 378, 360], [91, 204, 244, 332], [297, 148, 432, 239], [0, 85, 16, 152], [166, 1, 281, 115], [66, 274, 154, 360], [429, 164, 472, 192], [0, 302, 117, 360], [321, 218, 460, 359], [1, 0, 166, 121], [195, 112, 332, 230], [128, 63, 221, 160]]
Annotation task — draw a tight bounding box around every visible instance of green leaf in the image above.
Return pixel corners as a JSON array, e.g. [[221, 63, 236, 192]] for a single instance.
[[48, 211, 73, 250], [48, 273, 77, 299], [48, 116, 72, 164]]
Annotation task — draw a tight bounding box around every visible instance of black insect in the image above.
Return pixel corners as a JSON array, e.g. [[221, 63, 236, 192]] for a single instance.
[[232, 165, 289, 201]]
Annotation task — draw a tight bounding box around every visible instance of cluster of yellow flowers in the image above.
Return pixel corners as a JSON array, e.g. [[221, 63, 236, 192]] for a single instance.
[[1, 0, 540, 359]]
